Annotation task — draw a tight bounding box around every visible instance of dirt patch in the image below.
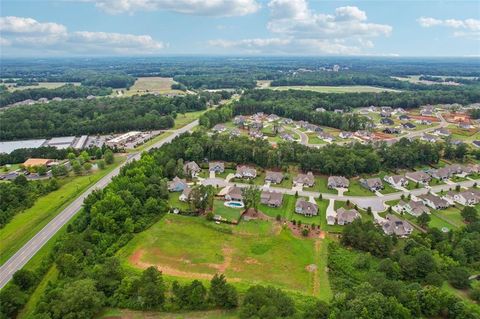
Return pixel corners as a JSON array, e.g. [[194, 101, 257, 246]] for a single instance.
[[244, 257, 260, 265], [319, 231, 326, 239], [128, 248, 240, 282], [306, 264, 318, 272], [287, 222, 322, 238], [409, 115, 440, 122], [244, 208, 273, 221]]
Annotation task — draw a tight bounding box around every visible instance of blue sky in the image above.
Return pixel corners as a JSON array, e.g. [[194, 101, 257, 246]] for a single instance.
[[1, 0, 479, 57]]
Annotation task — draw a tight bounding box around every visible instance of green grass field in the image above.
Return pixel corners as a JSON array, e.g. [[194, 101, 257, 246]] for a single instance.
[[344, 180, 374, 196], [122, 77, 186, 97], [117, 214, 331, 298], [174, 110, 207, 129], [213, 200, 243, 222], [268, 85, 400, 93], [0, 157, 124, 265]]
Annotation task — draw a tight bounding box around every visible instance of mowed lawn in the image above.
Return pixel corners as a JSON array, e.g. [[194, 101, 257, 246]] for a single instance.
[[118, 214, 331, 297], [0, 158, 124, 265], [269, 85, 399, 93], [213, 200, 243, 222], [259, 195, 327, 226]]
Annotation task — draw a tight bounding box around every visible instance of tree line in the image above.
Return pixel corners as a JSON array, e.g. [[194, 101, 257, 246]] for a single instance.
[[0, 175, 60, 228], [0, 94, 209, 140], [0, 85, 112, 107]]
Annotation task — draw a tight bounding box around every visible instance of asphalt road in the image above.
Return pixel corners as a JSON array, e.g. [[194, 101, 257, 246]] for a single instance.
[[0, 120, 199, 289]]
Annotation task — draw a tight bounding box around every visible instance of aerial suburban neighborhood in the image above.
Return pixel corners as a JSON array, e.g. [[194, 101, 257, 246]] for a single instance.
[[0, 1, 480, 318]]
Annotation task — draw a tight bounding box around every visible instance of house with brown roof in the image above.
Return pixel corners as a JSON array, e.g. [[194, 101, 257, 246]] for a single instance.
[[179, 186, 192, 202], [183, 161, 201, 178], [235, 165, 257, 179], [224, 186, 244, 202], [327, 176, 349, 189], [336, 207, 361, 225], [294, 172, 315, 187], [265, 171, 284, 184], [295, 199, 318, 217], [382, 214, 413, 237], [360, 178, 383, 191], [23, 158, 54, 168], [260, 190, 284, 207], [452, 190, 480, 206]]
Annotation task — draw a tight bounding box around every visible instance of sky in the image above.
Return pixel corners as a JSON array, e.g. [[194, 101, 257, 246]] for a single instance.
[[0, 0, 479, 57]]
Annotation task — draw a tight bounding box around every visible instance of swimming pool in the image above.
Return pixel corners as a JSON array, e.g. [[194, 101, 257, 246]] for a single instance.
[[224, 201, 245, 209]]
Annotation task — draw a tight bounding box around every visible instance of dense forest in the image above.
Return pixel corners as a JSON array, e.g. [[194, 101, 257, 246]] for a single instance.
[[0, 85, 112, 107], [1, 131, 478, 319], [173, 75, 257, 89], [0, 94, 209, 140], [0, 175, 60, 228]]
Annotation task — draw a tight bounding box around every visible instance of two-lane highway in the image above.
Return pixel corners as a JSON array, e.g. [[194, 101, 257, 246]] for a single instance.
[[0, 120, 199, 289]]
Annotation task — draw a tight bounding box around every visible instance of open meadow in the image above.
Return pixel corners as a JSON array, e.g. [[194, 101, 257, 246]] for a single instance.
[[117, 214, 332, 300], [121, 77, 186, 96], [6, 82, 81, 91]]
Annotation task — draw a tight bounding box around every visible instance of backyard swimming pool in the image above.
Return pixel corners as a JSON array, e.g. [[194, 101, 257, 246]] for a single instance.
[[224, 201, 245, 208]]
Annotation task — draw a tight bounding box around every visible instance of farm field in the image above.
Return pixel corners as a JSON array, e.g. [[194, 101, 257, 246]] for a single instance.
[[122, 77, 186, 96], [267, 85, 400, 93], [6, 82, 80, 91], [0, 156, 124, 265], [118, 214, 331, 298]]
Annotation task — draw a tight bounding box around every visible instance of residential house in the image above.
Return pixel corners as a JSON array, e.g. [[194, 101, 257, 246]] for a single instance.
[[183, 161, 201, 178], [384, 175, 408, 188], [209, 161, 225, 173], [318, 132, 334, 143], [280, 133, 294, 141], [265, 171, 284, 184], [380, 117, 394, 125], [360, 178, 383, 191], [402, 122, 416, 130], [282, 118, 293, 125], [249, 129, 264, 139], [327, 176, 349, 189], [339, 131, 353, 139], [453, 190, 480, 206], [294, 172, 315, 187], [295, 199, 318, 217], [235, 165, 257, 179], [267, 114, 280, 122], [336, 208, 361, 225], [315, 107, 326, 112], [463, 164, 480, 175], [428, 167, 453, 181], [380, 110, 392, 118], [382, 214, 413, 237], [473, 140, 480, 148], [405, 171, 431, 185], [212, 124, 227, 133], [394, 200, 430, 217], [334, 109, 344, 114], [383, 127, 400, 134], [421, 133, 439, 143], [179, 186, 192, 202], [249, 121, 263, 130], [225, 186, 244, 202], [168, 177, 188, 192], [418, 193, 449, 210], [260, 190, 284, 207], [233, 115, 246, 126], [394, 108, 406, 114], [399, 114, 410, 121], [305, 123, 322, 132], [433, 128, 451, 137], [230, 128, 241, 137], [458, 122, 472, 129]]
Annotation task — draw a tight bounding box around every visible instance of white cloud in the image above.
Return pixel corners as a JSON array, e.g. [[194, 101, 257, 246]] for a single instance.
[[267, 0, 392, 38], [91, 0, 260, 16], [418, 16, 480, 38], [0, 16, 165, 56], [209, 0, 392, 55]]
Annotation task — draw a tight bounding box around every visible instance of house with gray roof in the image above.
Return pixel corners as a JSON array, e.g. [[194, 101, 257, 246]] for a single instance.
[[418, 193, 449, 210], [183, 161, 201, 178], [294, 172, 315, 187], [212, 124, 227, 133], [360, 178, 383, 191], [452, 190, 480, 206], [209, 161, 225, 173], [265, 171, 284, 184], [260, 190, 284, 207], [318, 132, 334, 143], [235, 165, 257, 179], [382, 214, 413, 237], [394, 200, 430, 217], [383, 175, 408, 188], [405, 171, 431, 185], [295, 199, 318, 217], [336, 207, 361, 225], [168, 176, 188, 192], [179, 186, 192, 202], [327, 176, 349, 189]]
